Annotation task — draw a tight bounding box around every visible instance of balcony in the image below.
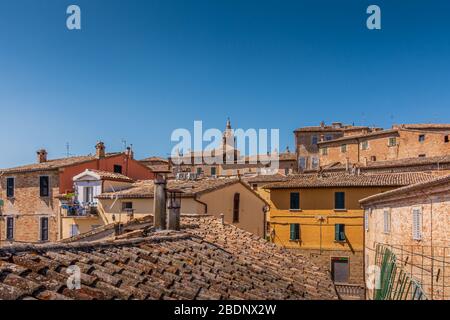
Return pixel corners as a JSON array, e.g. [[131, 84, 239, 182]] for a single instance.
[[61, 202, 99, 218]]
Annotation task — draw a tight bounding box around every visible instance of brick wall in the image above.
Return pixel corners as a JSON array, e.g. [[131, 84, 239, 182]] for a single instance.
[[0, 170, 60, 243]]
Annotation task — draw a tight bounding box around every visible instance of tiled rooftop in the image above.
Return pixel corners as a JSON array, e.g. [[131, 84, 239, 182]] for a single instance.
[[243, 173, 288, 184], [0, 217, 337, 300], [264, 172, 436, 189], [0, 153, 122, 174], [87, 170, 134, 183], [97, 178, 246, 199]]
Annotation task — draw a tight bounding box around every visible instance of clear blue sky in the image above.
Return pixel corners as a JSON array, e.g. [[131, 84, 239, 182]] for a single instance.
[[1, 0, 450, 168]]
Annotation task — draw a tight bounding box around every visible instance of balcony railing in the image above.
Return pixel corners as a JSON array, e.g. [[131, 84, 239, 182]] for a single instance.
[[335, 284, 365, 300], [62, 202, 99, 217]]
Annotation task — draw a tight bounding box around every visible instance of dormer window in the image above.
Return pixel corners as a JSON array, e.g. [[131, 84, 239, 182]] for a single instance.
[[113, 165, 123, 174]]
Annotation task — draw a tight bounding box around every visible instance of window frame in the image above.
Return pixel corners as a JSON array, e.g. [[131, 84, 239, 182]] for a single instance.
[[289, 223, 300, 241], [341, 144, 347, 153], [232, 193, 240, 223], [40, 217, 49, 242], [113, 164, 123, 174], [6, 216, 14, 240], [321, 147, 328, 155], [311, 135, 318, 145], [383, 209, 391, 234], [412, 207, 423, 241], [6, 177, 15, 198], [418, 134, 425, 143], [361, 140, 369, 150], [334, 192, 346, 210], [290, 192, 300, 210], [210, 167, 216, 176], [122, 201, 133, 212], [39, 175, 50, 197], [388, 137, 397, 147], [335, 224, 346, 242]]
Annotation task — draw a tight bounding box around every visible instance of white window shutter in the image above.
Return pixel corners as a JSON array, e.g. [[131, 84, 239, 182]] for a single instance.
[[383, 210, 390, 233], [413, 208, 422, 240]]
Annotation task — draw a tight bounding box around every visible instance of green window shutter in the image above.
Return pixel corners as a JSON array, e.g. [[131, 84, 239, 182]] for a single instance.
[[335, 224, 345, 241], [290, 224, 300, 240], [290, 193, 300, 210], [335, 192, 345, 209]]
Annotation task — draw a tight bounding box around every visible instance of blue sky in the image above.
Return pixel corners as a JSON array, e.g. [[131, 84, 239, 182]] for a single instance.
[[0, 0, 450, 167]]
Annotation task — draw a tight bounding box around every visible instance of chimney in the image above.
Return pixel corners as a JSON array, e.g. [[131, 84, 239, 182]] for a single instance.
[[153, 173, 167, 230], [320, 121, 325, 128], [95, 141, 106, 159], [167, 189, 182, 231], [125, 146, 134, 159], [345, 158, 350, 172], [220, 213, 225, 225], [37, 149, 48, 163]]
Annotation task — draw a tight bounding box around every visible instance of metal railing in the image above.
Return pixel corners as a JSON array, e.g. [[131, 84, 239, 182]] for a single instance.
[[335, 284, 365, 300]]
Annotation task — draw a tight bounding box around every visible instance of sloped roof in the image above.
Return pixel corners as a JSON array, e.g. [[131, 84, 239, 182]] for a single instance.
[[97, 178, 244, 199], [0, 216, 337, 300], [264, 172, 436, 189], [139, 156, 168, 163], [317, 129, 398, 146], [359, 174, 450, 205], [0, 153, 122, 174], [77, 170, 134, 183], [243, 173, 288, 184]]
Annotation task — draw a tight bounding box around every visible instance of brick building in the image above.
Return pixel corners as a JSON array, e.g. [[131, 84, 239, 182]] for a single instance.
[[360, 175, 450, 300], [264, 172, 435, 298], [0, 143, 154, 244], [317, 124, 450, 167], [294, 122, 381, 171]]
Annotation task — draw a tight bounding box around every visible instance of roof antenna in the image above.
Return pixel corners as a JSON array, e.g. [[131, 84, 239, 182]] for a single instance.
[[121, 139, 127, 150], [65, 142, 74, 158]]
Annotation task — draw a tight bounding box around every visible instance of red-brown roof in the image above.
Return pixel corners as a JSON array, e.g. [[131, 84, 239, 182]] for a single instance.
[[87, 170, 134, 183], [264, 172, 436, 189]]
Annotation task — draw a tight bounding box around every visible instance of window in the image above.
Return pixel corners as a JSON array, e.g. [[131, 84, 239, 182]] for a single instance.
[[335, 224, 346, 242], [361, 141, 368, 150], [383, 209, 391, 234], [6, 216, 14, 240], [289, 224, 300, 241], [122, 201, 133, 212], [311, 135, 318, 145], [84, 186, 94, 204], [6, 177, 14, 198], [418, 134, 425, 143], [196, 167, 202, 175], [341, 144, 347, 153], [233, 193, 240, 223], [388, 137, 397, 147], [298, 157, 306, 170], [210, 167, 216, 176], [321, 147, 328, 155], [418, 154, 426, 158], [370, 156, 377, 161], [325, 135, 333, 141], [412, 208, 422, 240], [40, 217, 49, 241], [70, 224, 79, 237], [39, 176, 49, 197], [364, 209, 370, 231], [113, 165, 123, 174], [334, 192, 345, 210], [252, 184, 258, 191], [331, 257, 349, 283], [290, 192, 300, 210], [284, 168, 290, 175], [311, 157, 319, 169], [445, 135, 449, 143]]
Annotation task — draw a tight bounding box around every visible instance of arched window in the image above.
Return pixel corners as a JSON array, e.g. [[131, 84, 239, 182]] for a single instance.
[[233, 193, 240, 223]]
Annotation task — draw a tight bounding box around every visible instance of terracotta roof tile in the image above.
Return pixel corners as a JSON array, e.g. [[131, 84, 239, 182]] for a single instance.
[[264, 172, 436, 189], [88, 170, 134, 182], [0, 217, 337, 300]]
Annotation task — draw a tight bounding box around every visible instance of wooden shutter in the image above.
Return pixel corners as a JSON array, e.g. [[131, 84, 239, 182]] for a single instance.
[[233, 193, 240, 223], [40, 217, 49, 241], [6, 178, 14, 198], [335, 224, 345, 241], [290, 193, 300, 210], [6, 217, 14, 240], [412, 208, 422, 240], [335, 192, 345, 209], [40, 176, 49, 197], [383, 209, 391, 233], [290, 224, 299, 240]]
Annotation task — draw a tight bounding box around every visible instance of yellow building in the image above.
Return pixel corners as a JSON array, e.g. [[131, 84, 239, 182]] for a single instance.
[[264, 172, 434, 292]]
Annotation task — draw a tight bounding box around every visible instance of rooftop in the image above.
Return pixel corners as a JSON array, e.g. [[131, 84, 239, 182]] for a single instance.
[[75, 169, 134, 183], [264, 172, 436, 189], [0, 216, 337, 300], [0, 153, 122, 174], [317, 129, 398, 146], [360, 174, 450, 205]]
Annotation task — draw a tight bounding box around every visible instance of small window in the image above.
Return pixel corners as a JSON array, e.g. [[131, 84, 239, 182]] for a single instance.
[[325, 135, 333, 141], [298, 157, 306, 170], [70, 224, 79, 237], [412, 208, 422, 240], [383, 209, 391, 234], [364, 209, 370, 231], [40, 217, 49, 241], [335, 192, 345, 210], [335, 224, 346, 242], [233, 193, 240, 223], [290, 192, 300, 210], [361, 141, 368, 150], [122, 201, 133, 212], [418, 154, 426, 158], [311, 135, 318, 145], [290, 223, 300, 241], [6, 216, 14, 240], [418, 134, 425, 143], [196, 167, 202, 175], [113, 165, 123, 174], [39, 176, 49, 197], [252, 184, 258, 190], [341, 144, 347, 153], [6, 177, 14, 198], [284, 168, 290, 175], [210, 167, 216, 176], [445, 135, 449, 143], [311, 157, 319, 169], [321, 147, 328, 155], [388, 137, 397, 147]]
